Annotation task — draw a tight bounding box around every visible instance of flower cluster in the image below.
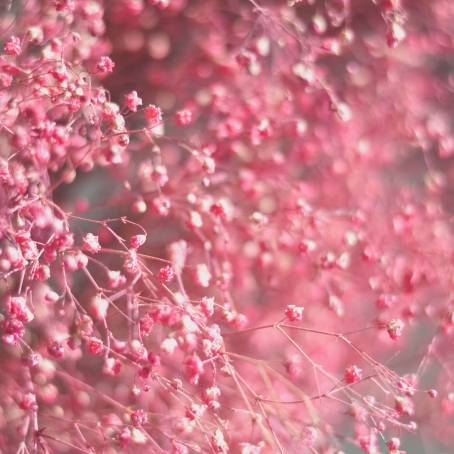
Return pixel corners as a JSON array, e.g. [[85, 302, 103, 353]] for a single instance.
[[0, 0, 454, 453]]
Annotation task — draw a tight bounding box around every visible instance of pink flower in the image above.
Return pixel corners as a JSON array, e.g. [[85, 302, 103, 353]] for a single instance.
[[96, 56, 115, 74], [176, 109, 193, 126], [82, 233, 101, 254], [130, 409, 148, 426], [285, 305, 304, 322], [87, 337, 104, 355], [344, 365, 363, 384], [157, 265, 175, 283], [4, 36, 22, 56], [144, 104, 162, 127], [0, 1, 451, 452], [130, 234, 146, 249], [387, 319, 405, 341], [125, 90, 143, 112]]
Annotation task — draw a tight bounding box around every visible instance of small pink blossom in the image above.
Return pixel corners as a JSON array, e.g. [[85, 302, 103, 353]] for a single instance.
[[125, 90, 143, 112], [285, 304, 304, 322], [344, 365, 363, 384], [4, 36, 22, 56], [387, 319, 405, 341], [96, 56, 115, 74], [176, 109, 193, 126], [157, 265, 175, 283], [130, 234, 146, 249], [82, 233, 102, 254], [144, 104, 162, 127]]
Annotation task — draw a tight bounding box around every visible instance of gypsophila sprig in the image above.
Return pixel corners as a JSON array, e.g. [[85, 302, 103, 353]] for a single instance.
[[0, 0, 453, 452]]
